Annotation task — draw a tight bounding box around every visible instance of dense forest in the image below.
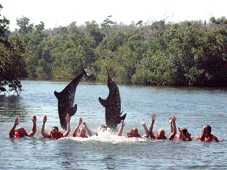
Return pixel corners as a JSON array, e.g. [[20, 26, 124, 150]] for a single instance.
[[1, 4, 227, 91]]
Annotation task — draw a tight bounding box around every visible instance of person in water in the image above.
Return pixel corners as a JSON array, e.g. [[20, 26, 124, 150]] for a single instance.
[[148, 113, 176, 140], [72, 117, 93, 138], [170, 115, 192, 141], [9, 116, 37, 138], [96, 124, 110, 136], [197, 125, 219, 142], [41, 114, 71, 139], [117, 119, 149, 138], [175, 127, 192, 141]]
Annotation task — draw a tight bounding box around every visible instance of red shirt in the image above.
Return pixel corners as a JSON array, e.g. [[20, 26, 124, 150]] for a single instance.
[[76, 134, 88, 138], [47, 132, 63, 139], [154, 135, 167, 139], [197, 133, 214, 142], [14, 130, 27, 138], [127, 133, 142, 138], [15, 131, 21, 138]]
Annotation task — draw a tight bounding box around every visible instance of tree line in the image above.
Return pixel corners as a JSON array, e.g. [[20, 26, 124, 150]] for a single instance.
[[1, 4, 227, 91]]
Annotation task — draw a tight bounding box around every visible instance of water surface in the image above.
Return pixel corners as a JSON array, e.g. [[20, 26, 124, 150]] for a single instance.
[[0, 80, 227, 169]]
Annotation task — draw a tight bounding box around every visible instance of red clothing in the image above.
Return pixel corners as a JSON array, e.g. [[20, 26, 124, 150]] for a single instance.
[[197, 133, 203, 141], [47, 132, 63, 139], [197, 133, 214, 142], [76, 134, 88, 138], [127, 133, 142, 138], [154, 135, 167, 139], [14, 129, 27, 138], [14, 131, 21, 138]]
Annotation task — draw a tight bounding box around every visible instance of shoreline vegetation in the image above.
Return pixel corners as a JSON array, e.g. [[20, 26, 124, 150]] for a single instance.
[[1, 4, 227, 93]]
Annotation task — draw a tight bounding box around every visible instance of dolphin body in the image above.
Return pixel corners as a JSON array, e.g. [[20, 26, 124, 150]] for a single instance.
[[54, 69, 86, 130], [99, 72, 126, 129]]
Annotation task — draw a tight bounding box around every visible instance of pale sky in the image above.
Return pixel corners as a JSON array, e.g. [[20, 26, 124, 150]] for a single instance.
[[1, 0, 226, 31]]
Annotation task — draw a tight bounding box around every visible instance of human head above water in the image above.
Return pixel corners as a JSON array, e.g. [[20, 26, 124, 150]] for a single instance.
[[100, 125, 107, 131], [130, 127, 138, 135], [180, 128, 188, 136], [15, 127, 27, 137], [50, 126, 59, 135], [79, 127, 86, 136], [202, 125, 212, 137], [157, 129, 165, 138]]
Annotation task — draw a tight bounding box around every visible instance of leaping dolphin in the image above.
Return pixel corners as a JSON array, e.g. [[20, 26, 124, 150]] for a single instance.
[[99, 70, 126, 129], [54, 69, 86, 130]]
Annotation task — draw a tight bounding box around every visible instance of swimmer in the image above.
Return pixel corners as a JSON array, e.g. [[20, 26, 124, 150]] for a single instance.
[[72, 117, 92, 138], [9, 116, 37, 138], [170, 115, 192, 141], [96, 124, 109, 136], [149, 113, 176, 140], [197, 125, 219, 142], [117, 119, 149, 138], [41, 114, 71, 139], [175, 127, 192, 141]]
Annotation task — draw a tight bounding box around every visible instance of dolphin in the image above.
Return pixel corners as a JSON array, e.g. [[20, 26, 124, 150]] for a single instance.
[[99, 71, 126, 129], [54, 69, 86, 130]]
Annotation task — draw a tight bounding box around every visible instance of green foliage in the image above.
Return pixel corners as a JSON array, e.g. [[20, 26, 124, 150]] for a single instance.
[[16, 16, 33, 35], [86, 21, 104, 46], [0, 5, 24, 93], [2, 10, 227, 87]]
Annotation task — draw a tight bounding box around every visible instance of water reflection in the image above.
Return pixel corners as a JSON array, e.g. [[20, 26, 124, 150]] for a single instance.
[[102, 155, 116, 169], [0, 95, 27, 119]]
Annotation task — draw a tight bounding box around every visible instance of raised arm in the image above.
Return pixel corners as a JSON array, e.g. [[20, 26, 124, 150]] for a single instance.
[[178, 127, 187, 140], [141, 119, 149, 138], [63, 114, 71, 137], [9, 117, 19, 138], [41, 115, 49, 137], [117, 120, 125, 136], [149, 113, 156, 138], [168, 115, 177, 140], [169, 116, 174, 133], [83, 122, 93, 137], [73, 117, 82, 137], [28, 116, 37, 137], [169, 115, 177, 133]]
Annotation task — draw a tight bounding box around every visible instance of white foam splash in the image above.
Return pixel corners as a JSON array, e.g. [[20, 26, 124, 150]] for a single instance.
[[63, 130, 149, 144]]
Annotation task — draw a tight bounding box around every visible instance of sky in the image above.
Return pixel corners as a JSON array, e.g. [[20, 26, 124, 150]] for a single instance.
[[1, 0, 226, 31]]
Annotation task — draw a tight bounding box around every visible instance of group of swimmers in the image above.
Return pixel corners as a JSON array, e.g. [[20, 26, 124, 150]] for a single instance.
[[9, 113, 219, 142]]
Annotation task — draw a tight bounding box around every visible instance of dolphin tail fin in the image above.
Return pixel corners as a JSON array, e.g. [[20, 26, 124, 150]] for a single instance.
[[118, 112, 126, 124], [54, 91, 60, 99], [99, 97, 107, 107]]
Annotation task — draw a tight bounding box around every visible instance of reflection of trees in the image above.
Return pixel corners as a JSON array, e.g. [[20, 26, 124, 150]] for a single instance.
[[0, 95, 27, 117]]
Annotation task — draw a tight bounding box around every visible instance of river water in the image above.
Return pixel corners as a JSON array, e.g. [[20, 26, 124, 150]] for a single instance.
[[0, 80, 227, 169]]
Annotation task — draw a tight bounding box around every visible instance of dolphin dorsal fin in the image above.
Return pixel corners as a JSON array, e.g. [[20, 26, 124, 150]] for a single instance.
[[99, 97, 107, 107]]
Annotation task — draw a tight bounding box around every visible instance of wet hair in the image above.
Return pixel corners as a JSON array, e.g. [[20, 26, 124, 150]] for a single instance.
[[100, 125, 107, 130], [129, 128, 140, 137], [131, 127, 138, 132], [53, 126, 59, 131], [158, 129, 165, 134], [96, 125, 107, 136], [79, 127, 86, 132], [204, 125, 212, 132], [98, 125, 107, 132], [16, 127, 27, 136], [181, 128, 188, 136]]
